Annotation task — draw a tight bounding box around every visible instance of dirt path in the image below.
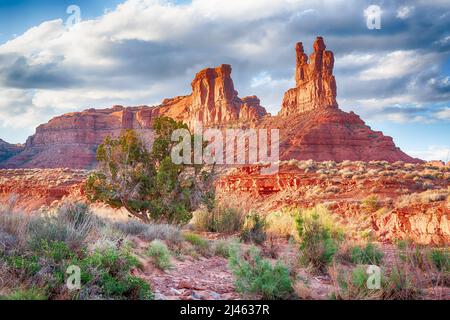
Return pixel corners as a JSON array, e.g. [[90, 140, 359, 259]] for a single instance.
[[130, 237, 239, 300], [137, 255, 239, 300]]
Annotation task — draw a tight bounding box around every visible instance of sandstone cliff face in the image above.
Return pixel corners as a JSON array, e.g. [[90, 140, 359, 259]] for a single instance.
[[0, 139, 24, 163], [262, 108, 419, 163], [0, 65, 266, 169], [1, 106, 160, 169], [280, 37, 338, 116]]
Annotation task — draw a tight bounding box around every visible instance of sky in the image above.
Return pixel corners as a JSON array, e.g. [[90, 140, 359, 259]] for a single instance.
[[0, 0, 449, 161]]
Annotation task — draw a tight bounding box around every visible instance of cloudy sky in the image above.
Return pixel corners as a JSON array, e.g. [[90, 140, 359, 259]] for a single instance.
[[0, 0, 449, 161]]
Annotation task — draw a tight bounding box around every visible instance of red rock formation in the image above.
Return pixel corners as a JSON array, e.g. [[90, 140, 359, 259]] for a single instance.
[[0, 139, 23, 163], [239, 96, 268, 124], [0, 37, 422, 168], [0, 65, 267, 169], [262, 108, 420, 163], [0, 169, 86, 211], [280, 37, 338, 116]]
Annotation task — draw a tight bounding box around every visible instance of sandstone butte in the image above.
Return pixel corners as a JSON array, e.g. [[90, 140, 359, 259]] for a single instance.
[[0, 37, 421, 169]]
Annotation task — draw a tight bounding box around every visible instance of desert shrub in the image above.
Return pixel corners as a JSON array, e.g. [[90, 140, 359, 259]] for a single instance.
[[141, 224, 183, 245], [429, 249, 449, 272], [383, 266, 420, 300], [262, 235, 281, 259], [265, 208, 298, 240], [296, 205, 344, 273], [114, 220, 182, 245], [228, 245, 293, 300], [0, 236, 153, 300], [75, 247, 153, 300], [0, 287, 48, 300], [114, 220, 148, 235], [325, 186, 340, 194], [24, 201, 99, 252], [420, 190, 448, 203], [147, 240, 172, 270], [183, 232, 210, 255], [0, 231, 18, 252], [212, 238, 237, 258], [0, 208, 28, 244], [193, 206, 244, 233], [339, 170, 353, 179], [361, 195, 379, 213], [333, 266, 383, 300], [57, 201, 92, 227], [240, 213, 267, 245], [350, 243, 384, 265]]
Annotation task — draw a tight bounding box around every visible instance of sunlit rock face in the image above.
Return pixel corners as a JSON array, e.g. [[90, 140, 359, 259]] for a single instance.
[[280, 37, 338, 116]]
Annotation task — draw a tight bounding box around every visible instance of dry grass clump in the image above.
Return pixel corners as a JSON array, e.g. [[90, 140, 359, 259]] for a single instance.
[[360, 195, 380, 214], [265, 208, 299, 240], [396, 189, 448, 207], [297, 160, 317, 172], [331, 240, 448, 300], [304, 185, 324, 199], [325, 185, 340, 194], [338, 160, 352, 167], [114, 219, 183, 245], [338, 169, 353, 179], [191, 206, 244, 234]]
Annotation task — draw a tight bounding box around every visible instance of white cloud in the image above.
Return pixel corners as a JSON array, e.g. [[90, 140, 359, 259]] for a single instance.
[[435, 107, 450, 120], [408, 146, 450, 162], [359, 50, 435, 81], [396, 6, 414, 19]]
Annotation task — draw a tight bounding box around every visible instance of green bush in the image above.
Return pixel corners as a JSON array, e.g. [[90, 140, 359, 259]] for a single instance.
[[184, 232, 208, 248], [296, 205, 344, 273], [384, 267, 420, 300], [0, 288, 48, 300], [240, 213, 267, 245], [361, 195, 380, 213], [228, 245, 293, 300], [429, 249, 449, 272], [212, 238, 237, 258], [1, 240, 153, 300], [147, 240, 172, 270], [334, 266, 383, 300], [350, 243, 384, 265]]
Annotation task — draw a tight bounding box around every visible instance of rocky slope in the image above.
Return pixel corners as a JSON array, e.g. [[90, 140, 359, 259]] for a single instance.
[[0, 139, 23, 163], [0, 37, 420, 169], [1, 160, 448, 245], [216, 161, 450, 245]]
